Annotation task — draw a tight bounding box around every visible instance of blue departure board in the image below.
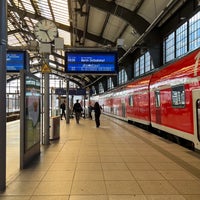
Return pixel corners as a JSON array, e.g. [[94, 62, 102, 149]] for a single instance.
[[6, 51, 26, 72], [65, 51, 118, 74]]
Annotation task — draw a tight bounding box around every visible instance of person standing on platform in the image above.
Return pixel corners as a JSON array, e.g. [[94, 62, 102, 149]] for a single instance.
[[88, 104, 93, 120], [60, 100, 66, 120], [94, 102, 102, 128], [73, 100, 83, 124]]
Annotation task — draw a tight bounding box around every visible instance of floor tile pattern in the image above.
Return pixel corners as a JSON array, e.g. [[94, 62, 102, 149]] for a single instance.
[[2, 115, 200, 200]]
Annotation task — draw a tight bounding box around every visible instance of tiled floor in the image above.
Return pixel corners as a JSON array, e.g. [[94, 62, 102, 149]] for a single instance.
[[2, 115, 200, 199]]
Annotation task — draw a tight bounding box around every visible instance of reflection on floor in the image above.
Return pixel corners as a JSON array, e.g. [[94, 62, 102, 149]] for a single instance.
[[6, 120, 20, 183], [2, 115, 200, 199]]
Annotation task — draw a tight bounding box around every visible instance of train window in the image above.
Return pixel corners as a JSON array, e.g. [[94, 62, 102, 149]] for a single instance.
[[171, 85, 185, 107], [129, 95, 133, 106], [155, 91, 160, 107]]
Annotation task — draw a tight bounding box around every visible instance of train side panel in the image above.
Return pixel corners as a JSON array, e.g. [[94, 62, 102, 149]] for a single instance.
[[150, 49, 200, 141], [125, 76, 151, 125], [101, 90, 128, 120], [100, 76, 151, 124], [101, 94, 113, 114], [96, 49, 200, 150]]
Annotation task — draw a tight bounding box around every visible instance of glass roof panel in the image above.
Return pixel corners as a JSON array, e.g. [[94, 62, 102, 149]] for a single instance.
[[36, 0, 52, 19], [12, 0, 23, 9], [7, 20, 15, 31], [7, 35, 17, 46], [51, 0, 70, 25], [21, 0, 35, 14], [7, 0, 12, 6], [15, 33, 27, 45], [58, 29, 71, 45], [8, 33, 26, 46], [8, 0, 71, 46], [7, 0, 71, 71], [24, 17, 34, 31]]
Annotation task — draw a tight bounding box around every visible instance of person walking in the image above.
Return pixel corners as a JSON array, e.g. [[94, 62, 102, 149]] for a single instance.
[[88, 104, 93, 120], [73, 100, 83, 124], [60, 100, 66, 120], [93, 102, 102, 128]]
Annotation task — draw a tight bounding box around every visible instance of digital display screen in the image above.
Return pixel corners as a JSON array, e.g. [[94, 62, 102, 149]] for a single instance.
[[65, 51, 118, 74], [6, 51, 26, 72]]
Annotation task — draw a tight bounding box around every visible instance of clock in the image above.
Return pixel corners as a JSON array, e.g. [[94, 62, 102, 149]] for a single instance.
[[34, 19, 58, 43]]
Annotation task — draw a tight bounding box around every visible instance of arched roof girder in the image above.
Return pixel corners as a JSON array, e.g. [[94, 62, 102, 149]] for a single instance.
[[88, 0, 150, 35], [7, 5, 116, 47]]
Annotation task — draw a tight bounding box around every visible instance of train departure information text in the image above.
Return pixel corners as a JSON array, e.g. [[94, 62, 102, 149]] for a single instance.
[[65, 52, 117, 74]]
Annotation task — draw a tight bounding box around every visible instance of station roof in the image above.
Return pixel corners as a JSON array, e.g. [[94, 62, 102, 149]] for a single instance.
[[7, 0, 187, 88]]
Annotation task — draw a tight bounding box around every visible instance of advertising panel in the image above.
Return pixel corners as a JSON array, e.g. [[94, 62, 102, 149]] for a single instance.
[[25, 75, 40, 151]]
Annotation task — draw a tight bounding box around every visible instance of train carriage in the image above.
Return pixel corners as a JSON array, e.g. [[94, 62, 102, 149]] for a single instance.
[[99, 87, 127, 121], [93, 48, 200, 150], [150, 49, 200, 150]]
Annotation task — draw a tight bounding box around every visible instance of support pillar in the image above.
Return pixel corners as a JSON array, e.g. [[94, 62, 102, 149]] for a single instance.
[[66, 78, 70, 124], [0, 0, 7, 192], [43, 72, 50, 144]]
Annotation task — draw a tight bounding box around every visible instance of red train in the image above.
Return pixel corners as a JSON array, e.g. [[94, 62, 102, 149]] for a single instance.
[[93, 48, 200, 151]]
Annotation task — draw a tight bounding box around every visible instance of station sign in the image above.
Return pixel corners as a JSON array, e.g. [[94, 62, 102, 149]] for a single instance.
[[6, 50, 27, 72], [55, 88, 86, 95], [65, 51, 118, 74]]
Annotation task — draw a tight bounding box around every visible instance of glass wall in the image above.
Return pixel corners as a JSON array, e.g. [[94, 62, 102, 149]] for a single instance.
[[134, 51, 154, 78], [6, 79, 20, 113], [107, 77, 114, 90], [164, 32, 175, 63], [6, 73, 78, 116], [98, 82, 104, 94], [163, 11, 200, 63], [118, 69, 127, 85], [176, 22, 187, 57], [189, 12, 200, 51]]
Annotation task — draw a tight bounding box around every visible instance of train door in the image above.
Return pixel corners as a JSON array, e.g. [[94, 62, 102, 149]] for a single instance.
[[121, 97, 126, 118], [155, 91, 161, 124], [192, 89, 200, 150], [122, 102, 126, 118]]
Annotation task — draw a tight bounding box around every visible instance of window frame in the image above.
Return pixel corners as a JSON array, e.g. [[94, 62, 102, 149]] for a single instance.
[[171, 85, 185, 108], [155, 91, 161, 108], [128, 95, 134, 107]]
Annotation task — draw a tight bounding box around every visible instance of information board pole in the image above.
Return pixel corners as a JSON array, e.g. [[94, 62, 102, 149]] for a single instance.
[[43, 55, 50, 144], [71, 95, 74, 114], [66, 76, 70, 124], [0, 0, 7, 192]]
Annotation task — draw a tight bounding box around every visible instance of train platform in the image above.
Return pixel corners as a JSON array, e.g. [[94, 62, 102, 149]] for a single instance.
[[2, 115, 200, 200]]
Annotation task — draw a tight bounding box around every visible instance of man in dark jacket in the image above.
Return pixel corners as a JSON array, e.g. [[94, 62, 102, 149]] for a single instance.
[[60, 100, 66, 120], [73, 100, 83, 124]]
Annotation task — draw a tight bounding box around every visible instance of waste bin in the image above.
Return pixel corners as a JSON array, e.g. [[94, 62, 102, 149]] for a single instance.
[[50, 116, 60, 140]]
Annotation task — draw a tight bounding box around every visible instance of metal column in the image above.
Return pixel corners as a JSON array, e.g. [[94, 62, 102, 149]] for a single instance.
[[43, 72, 50, 144], [0, 0, 7, 191], [66, 77, 70, 124]]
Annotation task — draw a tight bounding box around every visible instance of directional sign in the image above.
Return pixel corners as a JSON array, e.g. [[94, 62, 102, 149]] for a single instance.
[[55, 88, 66, 95], [55, 88, 86, 95]]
